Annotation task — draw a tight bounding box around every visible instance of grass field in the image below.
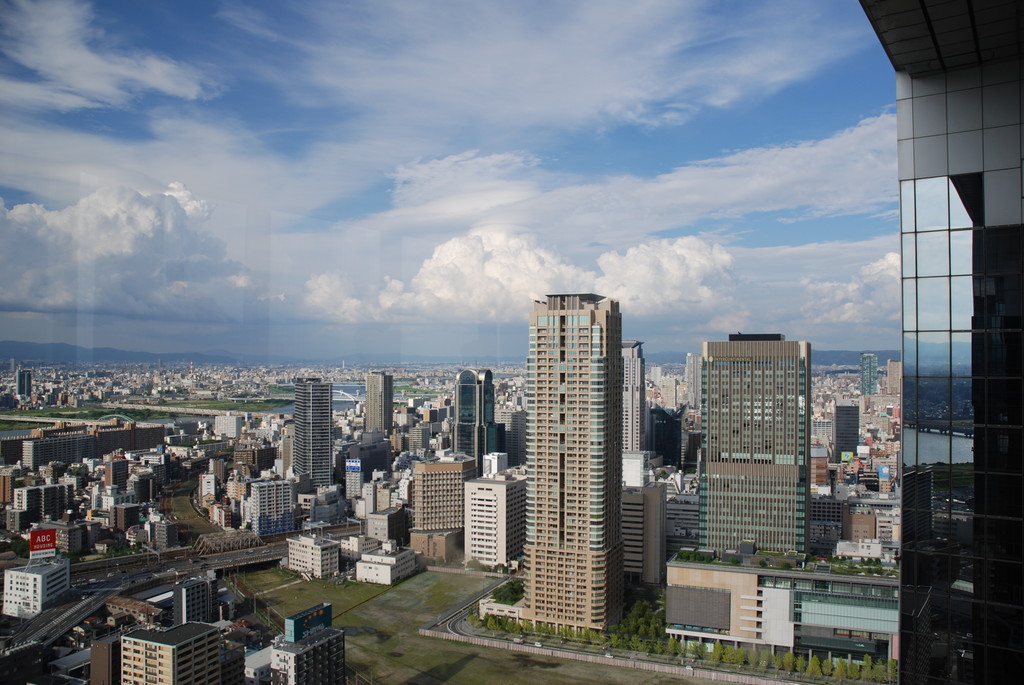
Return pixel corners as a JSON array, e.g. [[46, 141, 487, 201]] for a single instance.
[[248, 569, 700, 685], [165, 478, 218, 541]]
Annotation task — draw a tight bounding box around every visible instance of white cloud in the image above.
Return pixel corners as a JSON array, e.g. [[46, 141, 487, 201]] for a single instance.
[[305, 228, 737, 325], [0, 0, 211, 110], [0, 184, 247, 320], [349, 113, 896, 262], [267, 0, 868, 133], [595, 237, 735, 315], [801, 251, 901, 325]]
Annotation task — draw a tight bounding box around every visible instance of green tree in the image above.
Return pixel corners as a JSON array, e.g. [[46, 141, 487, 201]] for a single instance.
[[835, 659, 847, 679], [668, 637, 681, 655], [863, 654, 874, 676], [688, 641, 704, 661], [758, 649, 773, 669], [796, 655, 806, 673], [723, 646, 736, 664], [849, 662, 861, 679], [886, 659, 898, 683], [807, 655, 822, 676], [822, 658, 834, 676], [747, 647, 759, 668], [773, 653, 784, 670], [710, 640, 725, 664], [872, 664, 887, 682]]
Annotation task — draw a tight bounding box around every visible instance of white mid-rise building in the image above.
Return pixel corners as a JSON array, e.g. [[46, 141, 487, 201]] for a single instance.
[[481, 452, 508, 477], [214, 414, 244, 439], [337, 534, 381, 562], [199, 472, 217, 501], [622, 450, 654, 488], [287, 535, 341, 578], [464, 472, 527, 568], [2, 556, 70, 619], [355, 541, 417, 585]]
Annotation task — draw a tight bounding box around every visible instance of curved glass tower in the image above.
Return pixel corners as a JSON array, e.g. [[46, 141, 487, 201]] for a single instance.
[[453, 368, 497, 476]]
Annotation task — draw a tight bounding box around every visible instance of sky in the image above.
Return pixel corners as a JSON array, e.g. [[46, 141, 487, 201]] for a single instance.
[[0, 0, 901, 362]]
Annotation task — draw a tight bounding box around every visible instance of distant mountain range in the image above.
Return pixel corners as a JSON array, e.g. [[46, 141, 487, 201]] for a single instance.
[[2, 340, 899, 368]]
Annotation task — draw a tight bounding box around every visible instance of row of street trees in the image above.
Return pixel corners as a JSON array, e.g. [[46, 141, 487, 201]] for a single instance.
[[475, 609, 898, 683]]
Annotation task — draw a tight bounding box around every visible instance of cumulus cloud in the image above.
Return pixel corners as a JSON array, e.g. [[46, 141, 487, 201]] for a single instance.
[[595, 237, 734, 315], [802, 251, 900, 324], [0, 184, 247, 321], [0, 0, 211, 111], [305, 228, 737, 325]]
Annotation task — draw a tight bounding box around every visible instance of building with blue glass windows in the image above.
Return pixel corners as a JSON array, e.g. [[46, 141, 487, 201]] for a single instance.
[[453, 368, 497, 477], [861, 2, 1024, 681]]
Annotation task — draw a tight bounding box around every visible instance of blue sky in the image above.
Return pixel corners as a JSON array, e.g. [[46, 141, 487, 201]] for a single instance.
[[0, 0, 900, 361]]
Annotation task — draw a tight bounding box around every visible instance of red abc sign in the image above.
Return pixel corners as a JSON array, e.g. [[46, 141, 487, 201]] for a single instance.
[[30, 529, 56, 551]]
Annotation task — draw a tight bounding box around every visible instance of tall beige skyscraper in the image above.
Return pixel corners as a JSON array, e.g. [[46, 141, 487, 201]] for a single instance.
[[364, 371, 393, 435], [700, 334, 810, 554], [523, 293, 624, 631], [621, 340, 646, 452]]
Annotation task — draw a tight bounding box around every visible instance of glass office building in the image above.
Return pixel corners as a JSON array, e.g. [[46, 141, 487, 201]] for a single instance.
[[862, 2, 1024, 681], [453, 368, 497, 476]]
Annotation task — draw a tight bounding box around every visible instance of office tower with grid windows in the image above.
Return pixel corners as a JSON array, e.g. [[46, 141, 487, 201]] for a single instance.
[[523, 293, 624, 631], [496, 407, 527, 466], [293, 378, 333, 488], [861, 2, 1024, 680], [700, 334, 810, 555], [833, 398, 860, 462], [622, 341, 646, 452], [16, 368, 30, 396], [364, 372, 393, 435], [453, 369, 497, 475], [860, 352, 879, 395]]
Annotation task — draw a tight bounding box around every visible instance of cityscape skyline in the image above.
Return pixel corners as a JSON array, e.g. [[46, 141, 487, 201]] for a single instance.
[[0, 1, 900, 360]]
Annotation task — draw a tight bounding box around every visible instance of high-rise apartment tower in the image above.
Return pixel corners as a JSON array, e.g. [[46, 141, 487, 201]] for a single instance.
[[364, 372, 393, 435], [523, 293, 624, 631], [700, 334, 810, 554], [293, 378, 333, 488], [861, 2, 1024, 680], [621, 341, 646, 452]]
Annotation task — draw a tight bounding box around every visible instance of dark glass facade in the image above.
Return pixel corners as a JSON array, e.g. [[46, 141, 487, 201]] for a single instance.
[[862, 2, 1024, 680], [453, 368, 496, 476]]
